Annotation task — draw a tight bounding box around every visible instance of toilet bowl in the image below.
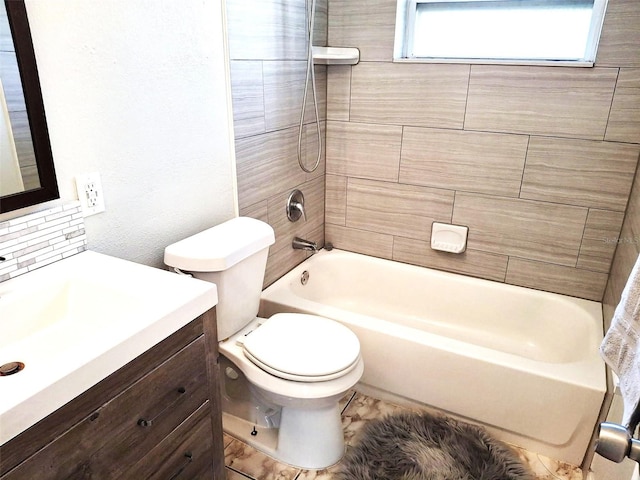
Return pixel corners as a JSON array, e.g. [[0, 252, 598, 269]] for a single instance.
[[220, 314, 363, 468], [164, 217, 364, 469]]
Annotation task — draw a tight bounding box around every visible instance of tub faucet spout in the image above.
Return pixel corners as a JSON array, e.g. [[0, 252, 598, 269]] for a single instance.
[[292, 237, 318, 252]]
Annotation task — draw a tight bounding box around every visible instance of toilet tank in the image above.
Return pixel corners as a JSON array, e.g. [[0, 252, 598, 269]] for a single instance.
[[164, 217, 275, 340]]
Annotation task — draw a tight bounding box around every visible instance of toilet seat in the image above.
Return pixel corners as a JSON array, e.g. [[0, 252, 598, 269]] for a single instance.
[[242, 313, 361, 382]]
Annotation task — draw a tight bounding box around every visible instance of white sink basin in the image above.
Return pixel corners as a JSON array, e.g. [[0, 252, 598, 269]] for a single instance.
[[0, 251, 217, 445]]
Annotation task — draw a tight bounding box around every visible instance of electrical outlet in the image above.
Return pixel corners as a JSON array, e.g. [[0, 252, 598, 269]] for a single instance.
[[75, 172, 106, 216]]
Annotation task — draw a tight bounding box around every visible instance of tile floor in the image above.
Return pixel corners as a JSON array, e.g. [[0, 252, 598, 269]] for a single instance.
[[223, 390, 584, 480]]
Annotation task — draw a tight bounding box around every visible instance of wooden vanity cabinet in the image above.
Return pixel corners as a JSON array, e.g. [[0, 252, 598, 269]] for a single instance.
[[0, 308, 225, 480]]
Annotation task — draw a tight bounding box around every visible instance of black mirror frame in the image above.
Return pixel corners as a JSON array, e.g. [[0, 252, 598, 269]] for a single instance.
[[1, 0, 58, 214]]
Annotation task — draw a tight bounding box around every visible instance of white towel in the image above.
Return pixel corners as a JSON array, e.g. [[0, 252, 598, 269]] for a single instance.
[[601, 253, 640, 427]]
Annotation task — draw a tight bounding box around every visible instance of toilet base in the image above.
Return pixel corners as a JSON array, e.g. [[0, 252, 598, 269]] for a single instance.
[[277, 402, 345, 468], [222, 402, 345, 469]]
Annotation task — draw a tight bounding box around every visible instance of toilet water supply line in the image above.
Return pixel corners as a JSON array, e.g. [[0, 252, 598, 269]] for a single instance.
[[297, 0, 322, 173]]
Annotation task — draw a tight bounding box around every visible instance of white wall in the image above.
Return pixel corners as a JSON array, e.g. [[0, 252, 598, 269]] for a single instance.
[[2, 0, 238, 268]]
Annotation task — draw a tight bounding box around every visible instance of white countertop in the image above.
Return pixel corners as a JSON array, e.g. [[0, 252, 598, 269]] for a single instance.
[[0, 251, 217, 445]]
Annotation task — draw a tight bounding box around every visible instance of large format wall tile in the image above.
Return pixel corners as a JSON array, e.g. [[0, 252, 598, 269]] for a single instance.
[[226, 0, 640, 300], [264, 232, 314, 288], [264, 61, 327, 132], [304, 65, 328, 126], [346, 178, 454, 240], [520, 137, 639, 211], [322, 0, 640, 301], [606, 68, 640, 143], [506, 258, 608, 301], [465, 66, 618, 139], [350, 63, 469, 128], [453, 194, 588, 266], [325, 223, 394, 259], [326, 174, 347, 225], [626, 168, 640, 242], [235, 127, 307, 210], [241, 177, 324, 289], [603, 165, 640, 327], [577, 209, 626, 273], [603, 228, 640, 325], [239, 200, 268, 223], [226, 0, 307, 60], [267, 176, 325, 255], [327, 121, 402, 181], [327, 0, 396, 62], [312, 0, 329, 46], [229, 61, 265, 138], [393, 237, 509, 283], [326, 65, 351, 121], [229, 0, 328, 285], [301, 120, 327, 182], [597, 0, 640, 67], [399, 127, 528, 197], [263, 60, 307, 131]]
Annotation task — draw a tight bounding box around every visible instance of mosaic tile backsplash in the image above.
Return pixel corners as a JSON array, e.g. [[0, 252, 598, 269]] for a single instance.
[[0, 202, 87, 282]]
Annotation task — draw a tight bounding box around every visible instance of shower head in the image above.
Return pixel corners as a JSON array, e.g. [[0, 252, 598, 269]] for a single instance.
[[596, 422, 640, 464]]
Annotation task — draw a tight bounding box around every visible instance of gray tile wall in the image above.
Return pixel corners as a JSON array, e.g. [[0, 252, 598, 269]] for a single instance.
[[325, 0, 640, 301], [603, 166, 640, 328], [0, 202, 87, 282], [227, 0, 328, 286]]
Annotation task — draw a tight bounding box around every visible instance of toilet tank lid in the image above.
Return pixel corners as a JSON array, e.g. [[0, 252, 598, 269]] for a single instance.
[[164, 217, 275, 272]]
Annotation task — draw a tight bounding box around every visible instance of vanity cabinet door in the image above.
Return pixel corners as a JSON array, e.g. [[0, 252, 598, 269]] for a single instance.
[[0, 317, 206, 476], [2, 335, 209, 480], [129, 401, 215, 479]]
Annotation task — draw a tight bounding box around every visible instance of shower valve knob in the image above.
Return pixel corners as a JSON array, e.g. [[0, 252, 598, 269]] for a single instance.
[[286, 189, 306, 222]]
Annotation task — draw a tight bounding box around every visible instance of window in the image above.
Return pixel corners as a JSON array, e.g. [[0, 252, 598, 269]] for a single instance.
[[395, 0, 608, 65]]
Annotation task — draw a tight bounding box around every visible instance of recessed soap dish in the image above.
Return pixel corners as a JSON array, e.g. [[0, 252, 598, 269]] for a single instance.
[[431, 222, 468, 254]]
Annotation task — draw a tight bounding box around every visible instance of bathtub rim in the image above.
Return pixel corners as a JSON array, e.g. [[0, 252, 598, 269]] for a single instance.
[[260, 248, 605, 391]]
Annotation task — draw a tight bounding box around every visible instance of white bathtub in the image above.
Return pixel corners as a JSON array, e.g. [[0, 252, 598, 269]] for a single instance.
[[259, 249, 606, 466]]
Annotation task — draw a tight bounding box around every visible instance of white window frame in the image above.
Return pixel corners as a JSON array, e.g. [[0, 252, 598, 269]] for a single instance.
[[394, 0, 609, 67]]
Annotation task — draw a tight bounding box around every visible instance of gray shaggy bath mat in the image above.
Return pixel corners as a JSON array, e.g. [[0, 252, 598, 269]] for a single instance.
[[335, 411, 535, 480]]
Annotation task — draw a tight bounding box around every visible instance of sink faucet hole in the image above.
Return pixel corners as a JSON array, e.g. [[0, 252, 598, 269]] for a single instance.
[[0, 362, 25, 376]]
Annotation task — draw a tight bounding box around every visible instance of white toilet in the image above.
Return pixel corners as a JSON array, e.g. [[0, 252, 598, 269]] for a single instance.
[[164, 217, 364, 469]]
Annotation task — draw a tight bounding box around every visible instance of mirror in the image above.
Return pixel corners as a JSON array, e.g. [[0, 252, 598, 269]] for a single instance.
[[0, 0, 58, 213]]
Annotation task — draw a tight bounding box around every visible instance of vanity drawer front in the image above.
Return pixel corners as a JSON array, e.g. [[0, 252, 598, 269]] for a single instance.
[[2, 335, 209, 480], [0, 316, 206, 476], [129, 401, 215, 479]]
